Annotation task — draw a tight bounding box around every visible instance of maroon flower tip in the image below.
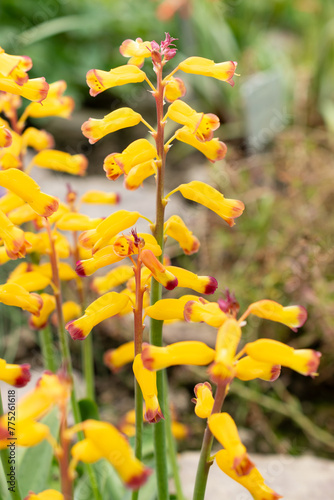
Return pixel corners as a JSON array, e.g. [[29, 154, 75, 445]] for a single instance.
[[14, 364, 31, 388], [204, 276, 218, 295], [75, 261, 87, 277], [165, 277, 178, 290], [141, 343, 154, 370], [270, 365, 281, 382], [126, 467, 152, 490], [66, 321, 86, 340], [115, 193, 121, 204], [145, 407, 164, 424], [183, 300, 195, 322]]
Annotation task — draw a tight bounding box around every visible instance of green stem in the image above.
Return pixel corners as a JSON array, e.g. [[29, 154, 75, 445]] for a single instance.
[[38, 325, 58, 372], [193, 382, 228, 500], [132, 380, 143, 500], [0, 390, 22, 500]]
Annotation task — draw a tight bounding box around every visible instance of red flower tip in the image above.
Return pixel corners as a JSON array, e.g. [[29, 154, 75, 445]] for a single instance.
[[30, 293, 44, 316], [66, 321, 85, 340], [183, 301, 197, 322], [75, 261, 87, 277], [115, 193, 121, 204], [141, 343, 154, 370], [165, 276, 178, 290], [14, 364, 31, 387], [270, 365, 281, 382], [308, 351, 322, 378], [126, 467, 152, 490], [44, 197, 59, 218], [233, 455, 255, 477], [204, 276, 218, 295], [144, 407, 165, 424], [0, 424, 10, 440], [297, 305, 308, 330]]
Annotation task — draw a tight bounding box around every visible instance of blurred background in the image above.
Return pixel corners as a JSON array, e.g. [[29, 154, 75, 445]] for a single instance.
[[0, 0, 334, 458]]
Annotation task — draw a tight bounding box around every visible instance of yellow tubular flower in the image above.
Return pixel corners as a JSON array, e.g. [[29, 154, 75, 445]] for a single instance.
[[8, 271, 51, 292], [21, 80, 74, 120], [0, 128, 22, 169], [8, 204, 41, 226], [166, 266, 218, 294], [80, 190, 120, 205], [184, 300, 226, 327], [0, 169, 59, 217], [52, 300, 82, 326], [0, 48, 29, 78], [141, 249, 178, 290], [103, 139, 157, 181], [32, 150, 88, 176], [0, 283, 43, 315], [22, 127, 54, 152], [141, 341, 215, 371], [175, 127, 227, 162], [92, 210, 144, 253], [0, 192, 25, 214], [164, 215, 200, 255], [145, 295, 205, 322], [92, 265, 134, 294], [67, 419, 152, 488], [75, 246, 123, 277], [55, 213, 102, 231], [192, 382, 214, 419], [0, 247, 10, 265], [209, 413, 255, 476], [164, 76, 186, 102], [87, 65, 146, 96], [81, 108, 142, 144], [0, 358, 31, 387], [119, 38, 153, 67], [124, 159, 156, 190], [166, 180, 244, 227], [104, 341, 135, 373], [133, 355, 164, 423], [0, 209, 30, 258], [167, 100, 220, 142], [215, 449, 282, 500], [244, 339, 321, 377], [235, 356, 281, 382], [178, 57, 237, 86], [29, 293, 56, 330], [66, 291, 130, 340], [24, 490, 64, 500], [0, 124, 12, 147], [210, 318, 241, 384], [246, 300, 307, 331], [0, 76, 49, 102], [38, 262, 77, 281]]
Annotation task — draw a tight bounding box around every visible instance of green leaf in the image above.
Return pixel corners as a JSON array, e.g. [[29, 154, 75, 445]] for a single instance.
[[78, 398, 100, 421], [74, 460, 125, 500], [17, 408, 60, 496]]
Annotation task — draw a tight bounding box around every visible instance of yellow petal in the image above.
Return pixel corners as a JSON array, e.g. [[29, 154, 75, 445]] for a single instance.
[[29, 293, 56, 329], [178, 57, 237, 86], [0, 283, 43, 315], [75, 246, 123, 277], [164, 215, 200, 255], [119, 38, 152, 68], [92, 210, 145, 253], [133, 355, 164, 423], [235, 356, 281, 382], [166, 180, 244, 227], [0, 192, 25, 214], [166, 266, 218, 294], [246, 300, 307, 331], [145, 295, 204, 321], [81, 108, 142, 144], [209, 318, 241, 384], [0, 209, 30, 258], [124, 159, 156, 190], [8, 203, 40, 225], [141, 249, 178, 290], [184, 300, 226, 327], [55, 213, 102, 231], [164, 76, 186, 102], [22, 127, 54, 151], [175, 127, 226, 162], [52, 301, 82, 326], [87, 65, 146, 96], [0, 124, 12, 147], [192, 382, 214, 419], [92, 265, 134, 294], [0, 76, 49, 102], [80, 190, 120, 205], [33, 150, 88, 176], [104, 341, 135, 373], [103, 139, 156, 180], [25, 490, 64, 500], [23, 95, 74, 119], [8, 271, 51, 292], [0, 358, 31, 387], [141, 341, 215, 371]]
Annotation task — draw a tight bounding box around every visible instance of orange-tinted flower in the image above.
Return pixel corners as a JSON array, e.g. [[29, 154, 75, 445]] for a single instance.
[[82, 108, 142, 144], [87, 65, 146, 96], [184, 300, 226, 327], [119, 38, 153, 68], [166, 180, 244, 227], [164, 76, 186, 102], [0, 127, 22, 169], [192, 382, 214, 419], [178, 57, 237, 86], [244, 339, 321, 377], [21, 80, 74, 121], [66, 419, 151, 489], [66, 291, 130, 340], [103, 139, 157, 181], [0, 76, 48, 102], [164, 215, 200, 255], [22, 127, 54, 152], [32, 150, 88, 176], [141, 249, 178, 290], [175, 127, 226, 161], [235, 356, 281, 382], [0, 283, 43, 315], [0, 358, 31, 387], [215, 449, 282, 500], [124, 159, 156, 190], [166, 266, 218, 294], [209, 413, 254, 476], [29, 293, 56, 330], [167, 100, 220, 142], [0, 48, 32, 84], [133, 355, 164, 423], [141, 341, 215, 371], [104, 341, 135, 373], [80, 190, 120, 205], [244, 300, 307, 332], [0, 169, 59, 217]]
